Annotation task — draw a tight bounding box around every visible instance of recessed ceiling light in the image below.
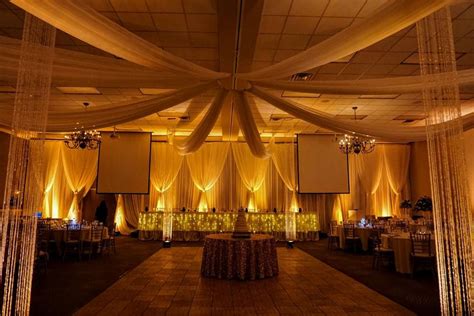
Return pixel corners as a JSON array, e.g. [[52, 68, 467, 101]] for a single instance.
[[56, 87, 101, 94], [281, 91, 321, 98], [359, 94, 400, 99], [140, 88, 176, 95]]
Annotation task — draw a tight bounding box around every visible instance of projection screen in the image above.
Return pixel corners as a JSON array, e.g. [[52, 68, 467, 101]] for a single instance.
[[97, 132, 151, 194], [297, 134, 350, 193]]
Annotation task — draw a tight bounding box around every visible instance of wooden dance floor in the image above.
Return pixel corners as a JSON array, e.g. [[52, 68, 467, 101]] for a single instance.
[[75, 247, 414, 315]]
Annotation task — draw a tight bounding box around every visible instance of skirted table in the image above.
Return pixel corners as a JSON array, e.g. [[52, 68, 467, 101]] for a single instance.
[[201, 233, 279, 280], [337, 226, 373, 251]]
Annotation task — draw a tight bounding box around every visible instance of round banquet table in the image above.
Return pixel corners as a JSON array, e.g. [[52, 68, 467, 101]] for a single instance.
[[201, 233, 279, 280]]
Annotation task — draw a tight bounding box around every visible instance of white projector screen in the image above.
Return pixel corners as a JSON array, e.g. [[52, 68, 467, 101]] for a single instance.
[[297, 134, 350, 193], [97, 132, 151, 194]]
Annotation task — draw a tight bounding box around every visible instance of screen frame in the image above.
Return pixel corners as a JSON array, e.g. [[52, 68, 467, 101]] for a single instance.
[[296, 133, 350, 194], [96, 131, 152, 195]]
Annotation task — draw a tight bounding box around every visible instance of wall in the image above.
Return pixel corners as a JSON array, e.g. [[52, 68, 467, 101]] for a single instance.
[[409, 141, 431, 201], [463, 129, 474, 208], [0, 132, 10, 207]]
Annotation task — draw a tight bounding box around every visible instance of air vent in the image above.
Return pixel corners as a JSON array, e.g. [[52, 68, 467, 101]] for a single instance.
[[393, 115, 426, 124], [270, 114, 294, 122], [158, 111, 189, 121], [291, 72, 313, 81]]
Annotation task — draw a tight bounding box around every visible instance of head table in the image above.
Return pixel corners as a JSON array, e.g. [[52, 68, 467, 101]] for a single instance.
[[201, 233, 279, 280], [138, 211, 320, 241]]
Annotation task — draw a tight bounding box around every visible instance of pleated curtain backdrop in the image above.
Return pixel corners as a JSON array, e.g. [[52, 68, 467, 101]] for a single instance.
[[61, 146, 98, 220], [149, 142, 183, 210], [232, 143, 269, 211], [269, 142, 298, 211], [186, 142, 229, 211]]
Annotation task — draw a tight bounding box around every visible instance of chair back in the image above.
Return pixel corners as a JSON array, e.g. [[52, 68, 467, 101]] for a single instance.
[[329, 221, 338, 236], [108, 222, 116, 238], [65, 224, 81, 242], [410, 233, 432, 256], [343, 224, 355, 238], [91, 225, 103, 242]]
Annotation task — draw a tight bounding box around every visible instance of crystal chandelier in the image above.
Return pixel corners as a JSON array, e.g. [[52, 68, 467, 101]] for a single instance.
[[64, 129, 101, 149], [338, 107, 375, 154]]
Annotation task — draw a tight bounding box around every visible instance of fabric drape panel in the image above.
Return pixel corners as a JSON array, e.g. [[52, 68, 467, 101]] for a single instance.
[[0, 35, 199, 89], [239, 0, 448, 80], [47, 160, 73, 219], [150, 143, 183, 210], [250, 86, 427, 142], [383, 145, 411, 215], [186, 143, 230, 210], [115, 194, 143, 234], [354, 147, 384, 216], [40, 142, 61, 218], [234, 91, 268, 158], [270, 142, 298, 210], [175, 89, 228, 155], [251, 69, 474, 95], [61, 146, 98, 220], [232, 143, 269, 211], [11, 0, 227, 80], [0, 82, 216, 132]]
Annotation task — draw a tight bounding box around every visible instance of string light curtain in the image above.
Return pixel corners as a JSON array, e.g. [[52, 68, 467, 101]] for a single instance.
[[0, 14, 55, 316], [232, 143, 270, 211], [186, 143, 230, 211], [150, 143, 183, 210], [61, 146, 98, 220], [417, 8, 473, 314]]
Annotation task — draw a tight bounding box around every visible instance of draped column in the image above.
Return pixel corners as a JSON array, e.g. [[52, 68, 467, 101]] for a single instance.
[[186, 143, 229, 211], [232, 143, 269, 211], [354, 147, 384, 216], [61, 146, 98, 220], [115, 194, 143, 234], [417, 8, 472, 314]]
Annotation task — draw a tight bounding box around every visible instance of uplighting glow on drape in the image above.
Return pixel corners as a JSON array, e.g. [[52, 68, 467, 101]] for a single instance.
[[186, 143, 229, 211], [61, 146, 98, 220], [232, 143, 269, 211], [150, 143, 183, 210]]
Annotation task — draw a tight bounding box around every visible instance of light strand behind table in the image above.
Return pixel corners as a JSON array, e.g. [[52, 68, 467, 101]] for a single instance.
[[0, 14, 55, 315], [417, 7, 473, 314]]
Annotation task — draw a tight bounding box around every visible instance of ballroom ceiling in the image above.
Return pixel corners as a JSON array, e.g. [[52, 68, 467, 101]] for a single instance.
[[0, 0, 474, 137]]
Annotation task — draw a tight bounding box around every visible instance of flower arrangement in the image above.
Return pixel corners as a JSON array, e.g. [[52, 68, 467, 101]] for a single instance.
[[414, 196, 433, 211], [400, 199, 412, 209]]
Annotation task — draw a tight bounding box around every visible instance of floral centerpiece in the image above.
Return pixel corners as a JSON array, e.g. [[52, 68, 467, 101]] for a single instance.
[[414, 196, 433, 220], [400, 199, 412, 219], [414, 196, 432, 211]]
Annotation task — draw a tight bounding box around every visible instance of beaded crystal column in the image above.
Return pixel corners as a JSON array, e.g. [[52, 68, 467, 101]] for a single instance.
[[417, 7, 472, 314], [0, 14, 55, 315]]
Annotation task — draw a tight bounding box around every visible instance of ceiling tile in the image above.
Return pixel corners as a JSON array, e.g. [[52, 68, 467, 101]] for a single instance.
[[253, 49, 276, 62], [314, 17, 353, 35], [324, 0, 366, 17], [389, 64, 419, 75], [262, 0, 291, 15], [357, 0, 389, 17], [186, 14, 217, 32], [145, 0, 183, 12], [308, 34, 330, 47], [452, 18, 474, 38], [108, 0, 148, 12], [278, 34, 310, 49], [83, 0, 115, 11], [157, 32, 190, 47], [390, 37, 418, 52], [289, 0, 328, 16], [365, 64, 397, 75], [317, 63, 346, 74], [189, 32, 218, 47], [152, 13, 187, 31], [351, 51, 384, 63], [259, 16, 286, 34], [255, 34, 280, 49], [283, 16, 319, 34], [378, 52, 411, 64], [118, 12, 156, 31], [274, 49, 300, 62], [182, 0, 217, 13], [0, 10, 22, 28], [341, 63, 371, 75]]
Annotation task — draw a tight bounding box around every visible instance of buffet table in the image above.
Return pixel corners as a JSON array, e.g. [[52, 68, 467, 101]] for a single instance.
[[201, 233, 278, 280], [138, 212, 320, 241]]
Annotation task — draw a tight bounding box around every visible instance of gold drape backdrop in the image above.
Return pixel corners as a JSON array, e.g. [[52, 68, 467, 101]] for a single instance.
[[38, 141, 411, 233]]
